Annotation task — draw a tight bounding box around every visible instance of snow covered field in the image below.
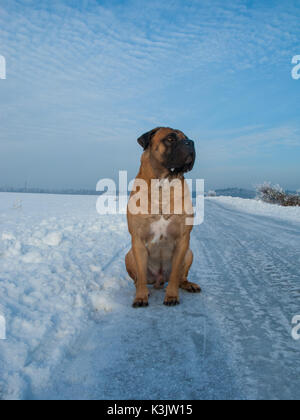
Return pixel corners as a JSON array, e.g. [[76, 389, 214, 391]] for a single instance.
[[0, 192, 300, 400]]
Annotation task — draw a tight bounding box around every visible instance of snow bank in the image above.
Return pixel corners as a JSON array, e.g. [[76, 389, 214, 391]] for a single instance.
[[0, 193, 131, 400], [207, 196, 300, 224]]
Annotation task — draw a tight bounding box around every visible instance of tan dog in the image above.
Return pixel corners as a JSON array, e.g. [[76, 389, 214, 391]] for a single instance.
[[126, 127, 201, 307]]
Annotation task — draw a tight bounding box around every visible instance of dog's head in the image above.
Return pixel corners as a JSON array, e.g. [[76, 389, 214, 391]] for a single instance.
[[137, 127, 196, 175]]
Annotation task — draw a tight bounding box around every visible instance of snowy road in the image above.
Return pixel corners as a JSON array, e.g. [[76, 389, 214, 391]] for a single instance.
[[0, 193, 300, 400]]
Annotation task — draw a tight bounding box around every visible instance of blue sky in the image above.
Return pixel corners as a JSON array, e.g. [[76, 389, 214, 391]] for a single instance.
[[0, 0, 299, 190]]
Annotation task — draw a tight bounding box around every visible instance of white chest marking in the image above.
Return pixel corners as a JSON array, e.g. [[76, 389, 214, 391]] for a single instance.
[[150, 217, 171, 244]]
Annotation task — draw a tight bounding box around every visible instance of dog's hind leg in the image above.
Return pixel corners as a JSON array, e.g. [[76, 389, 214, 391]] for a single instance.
[[125, 249, 137, 284], [179, 249, 201, 293]]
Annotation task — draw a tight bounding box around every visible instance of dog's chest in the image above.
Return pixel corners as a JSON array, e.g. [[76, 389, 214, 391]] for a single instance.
[[146, 216, 178, 277], [150, 217, 171, 244]]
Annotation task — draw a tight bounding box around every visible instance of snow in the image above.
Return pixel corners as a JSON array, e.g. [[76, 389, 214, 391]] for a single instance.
[[207, 196, 300, 224], [0, 192, 300, 400]]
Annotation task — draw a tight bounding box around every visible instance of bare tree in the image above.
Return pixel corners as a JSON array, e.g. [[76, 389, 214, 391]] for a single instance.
[[257, 183, 300, 207]]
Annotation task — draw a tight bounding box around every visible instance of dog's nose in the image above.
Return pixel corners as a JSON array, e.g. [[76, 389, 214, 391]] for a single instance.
[[184, 139, 195, 150]]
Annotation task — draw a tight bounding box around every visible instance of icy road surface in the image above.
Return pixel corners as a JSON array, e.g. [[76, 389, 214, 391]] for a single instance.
[[0, 193, 300, 400]]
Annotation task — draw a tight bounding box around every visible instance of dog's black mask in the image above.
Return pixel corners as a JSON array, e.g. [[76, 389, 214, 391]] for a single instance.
[[162, 133, 196, 175]]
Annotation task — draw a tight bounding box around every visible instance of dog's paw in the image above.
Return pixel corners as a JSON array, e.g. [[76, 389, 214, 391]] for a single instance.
[[132, 289, 149, 308], [180, 281, 201, 294], [164, 292, 180, 306], [132, 298, 149, 308]]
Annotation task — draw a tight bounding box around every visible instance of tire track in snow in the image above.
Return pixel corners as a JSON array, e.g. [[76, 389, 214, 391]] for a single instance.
[[192, 200, 300, 399]]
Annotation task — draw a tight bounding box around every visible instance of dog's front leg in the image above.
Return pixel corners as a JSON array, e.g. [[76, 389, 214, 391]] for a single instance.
[[132, 237, 149, 308], [164, 235, 190, 306]]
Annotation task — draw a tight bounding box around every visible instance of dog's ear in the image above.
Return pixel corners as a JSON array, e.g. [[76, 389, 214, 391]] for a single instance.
[[137, 127, 160, 150]]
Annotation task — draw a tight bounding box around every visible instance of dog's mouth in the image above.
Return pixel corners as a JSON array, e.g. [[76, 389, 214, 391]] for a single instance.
[[168, 152, 195, 175]]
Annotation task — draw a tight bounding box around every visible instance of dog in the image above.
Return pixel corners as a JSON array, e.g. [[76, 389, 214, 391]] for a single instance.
[[125, 127, 201, 307]]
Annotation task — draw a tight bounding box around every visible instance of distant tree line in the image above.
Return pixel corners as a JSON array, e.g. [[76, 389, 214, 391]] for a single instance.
[[201, 188, 256, 199], [0, 186, 100, 196], [1, 185, 299, 205]]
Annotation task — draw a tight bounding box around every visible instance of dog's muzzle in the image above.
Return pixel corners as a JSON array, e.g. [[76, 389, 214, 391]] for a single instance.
[[167, 138, 196, 174], [182, 139, 196, 172]]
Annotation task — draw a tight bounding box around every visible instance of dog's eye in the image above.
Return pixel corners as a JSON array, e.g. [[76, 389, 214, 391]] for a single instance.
[[167, 136, 175, 143]]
